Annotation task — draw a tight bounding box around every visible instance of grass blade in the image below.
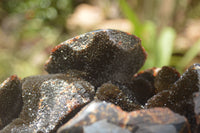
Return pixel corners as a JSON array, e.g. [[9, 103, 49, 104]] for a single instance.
[[119, 0, 141, 36], [177, 39, 200, 70], [156, 27, 176, 67]]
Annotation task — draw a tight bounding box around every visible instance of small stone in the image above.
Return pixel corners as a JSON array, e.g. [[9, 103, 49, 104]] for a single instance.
[[130, 68, 158, 105], [154, 66, 180, 93], [45, 29, 146, 87], [57, 101, 190, 133], [0, 75, 22, 129], [95, 83, 142, 111], [1, 71, 95, 133]]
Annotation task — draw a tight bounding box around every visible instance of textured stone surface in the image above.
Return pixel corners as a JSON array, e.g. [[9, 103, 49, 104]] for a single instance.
[[0, 75, 22, 129], [131, 68, 158, 105], [146, 64, 200, 131], [154, 66, 180, 93], [193, 92, 200, 132], [57, 101, 190, 133], [95, 83, 142, 111], [45, 29, 146, 87], [95, 68, 158, 110], [1, 71, 95, 133]]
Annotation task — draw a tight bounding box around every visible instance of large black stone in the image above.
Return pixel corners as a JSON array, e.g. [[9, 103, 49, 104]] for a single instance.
[[45, 29, 146, 87]]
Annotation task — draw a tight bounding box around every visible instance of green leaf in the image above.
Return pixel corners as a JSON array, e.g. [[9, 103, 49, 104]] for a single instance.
[[155, 27, 176, 67], [140, 21, 157, 69], [119, 0, 141, 36]]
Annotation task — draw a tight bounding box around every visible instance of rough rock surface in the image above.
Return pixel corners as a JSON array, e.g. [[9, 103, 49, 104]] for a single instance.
[[146, 64, 200, 131], [154, 66, 180, 93], [131, 68, 158, 105], [193, 92, 200, 132], [95, 82, 142, 111], [57, 101, 190, 133], [0, 75, 22, 129], [45, 29, 146, 87], [95, 67, 159, 110], [1, 71, 95, 133]]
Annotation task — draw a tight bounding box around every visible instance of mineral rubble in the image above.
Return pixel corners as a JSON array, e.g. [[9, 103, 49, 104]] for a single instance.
[[1, 29, 200, 133]]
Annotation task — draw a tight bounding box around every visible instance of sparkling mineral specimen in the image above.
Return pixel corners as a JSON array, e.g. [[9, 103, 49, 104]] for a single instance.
[[45, 29, 147, 87], [57, 101, 190, 133], [1, 71, 95, 133], [2, 29, 200, 133]]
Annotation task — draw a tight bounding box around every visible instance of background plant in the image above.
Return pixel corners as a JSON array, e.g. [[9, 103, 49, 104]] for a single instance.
[[119, 0, 200, 72]]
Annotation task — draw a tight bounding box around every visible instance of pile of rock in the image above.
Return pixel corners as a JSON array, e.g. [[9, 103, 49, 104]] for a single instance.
[[0, 29, 200, 133]]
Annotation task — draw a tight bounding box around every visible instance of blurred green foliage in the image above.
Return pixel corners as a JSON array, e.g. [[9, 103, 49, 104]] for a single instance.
[[119, 0, 175, 68], [1, 0, 73, 27], [119, 0, 200, 72], [0, 0, 74, 82]]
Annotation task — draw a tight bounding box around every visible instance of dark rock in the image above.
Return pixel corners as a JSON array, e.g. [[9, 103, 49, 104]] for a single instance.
[[146, 64, 200, 131], [154, 66, 180, 93], [95, 83, 142, 111], [133, 67, 159, 83], [1, 71, 95, 133], [130, 68, 158, 105], [0, 75, 22, 129], [95, 68, 158, 107], [57, 101, 190, 133], [193, 92, 200, 132], [45, 29, 146, 87]]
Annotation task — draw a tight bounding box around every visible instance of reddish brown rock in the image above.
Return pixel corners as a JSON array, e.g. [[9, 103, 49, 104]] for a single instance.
[[0, 75, 22, 129], [45, 29, 146, 87], [57, 101, 190, 133], [1, 71, 95, 133]]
